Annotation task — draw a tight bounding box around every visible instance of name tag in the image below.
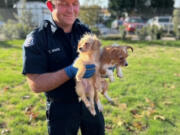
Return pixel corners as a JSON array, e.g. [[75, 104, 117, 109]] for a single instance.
[[48, 48, 61, 54]]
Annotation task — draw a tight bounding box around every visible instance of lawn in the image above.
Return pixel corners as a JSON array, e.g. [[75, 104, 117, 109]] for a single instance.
[[0, 39, 180, 135]]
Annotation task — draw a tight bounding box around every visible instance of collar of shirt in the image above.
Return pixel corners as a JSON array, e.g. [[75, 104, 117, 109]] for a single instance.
[[48, 16, 79, 35]]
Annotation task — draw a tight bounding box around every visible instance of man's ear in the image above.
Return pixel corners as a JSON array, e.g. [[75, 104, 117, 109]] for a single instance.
[[46, 1, 53, 12]]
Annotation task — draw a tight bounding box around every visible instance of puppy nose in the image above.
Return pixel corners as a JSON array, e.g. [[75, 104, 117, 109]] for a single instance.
[[125, 63, 128, 66]]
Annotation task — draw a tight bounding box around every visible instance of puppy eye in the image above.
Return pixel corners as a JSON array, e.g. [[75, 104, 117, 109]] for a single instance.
[[85, 42, 90, 46], [119, 58, 124, 60]]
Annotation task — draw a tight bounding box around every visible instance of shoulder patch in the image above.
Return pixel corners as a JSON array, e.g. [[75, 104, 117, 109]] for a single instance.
[[24, 36, 34, 47]]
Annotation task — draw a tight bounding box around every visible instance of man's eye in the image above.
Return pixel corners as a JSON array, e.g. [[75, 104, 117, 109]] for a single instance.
[[57, 1, 68, 6], [61, 2, 68, 6], [85, 43, 89, 46], [73, 2, 79, 6]]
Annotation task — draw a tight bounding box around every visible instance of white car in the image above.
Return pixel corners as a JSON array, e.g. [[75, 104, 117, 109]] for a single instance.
[[111, 19, 123, 29], [150, 16, 174, 32], [95, 24, 110, 35]]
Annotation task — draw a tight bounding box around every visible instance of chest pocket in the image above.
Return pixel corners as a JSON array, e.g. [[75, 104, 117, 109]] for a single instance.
[[48, 47, 69, 70]]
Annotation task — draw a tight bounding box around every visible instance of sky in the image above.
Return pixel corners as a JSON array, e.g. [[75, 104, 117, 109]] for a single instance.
[[79, 0, 108, 8], [174, 0, 180, 8]]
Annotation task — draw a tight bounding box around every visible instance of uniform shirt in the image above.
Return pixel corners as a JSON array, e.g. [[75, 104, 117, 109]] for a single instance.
[[22, 17, 91, 103]]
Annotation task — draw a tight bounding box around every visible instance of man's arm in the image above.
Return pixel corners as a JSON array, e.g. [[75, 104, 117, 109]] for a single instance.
[[26, 64, 96, 93], [26, 69, 69, 93]]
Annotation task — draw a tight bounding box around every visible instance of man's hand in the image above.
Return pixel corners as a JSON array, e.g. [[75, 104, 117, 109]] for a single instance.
[[64, 64, 95, 79]]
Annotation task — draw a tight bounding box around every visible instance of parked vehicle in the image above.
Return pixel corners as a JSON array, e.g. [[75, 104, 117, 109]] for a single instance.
[[150, 16, 174, 33], [96, 23, 110, 35], [144, 18, 153, 27], [96, 23, 119, 35], [123, 17, 145, 32], [111, 19, 123, 29]]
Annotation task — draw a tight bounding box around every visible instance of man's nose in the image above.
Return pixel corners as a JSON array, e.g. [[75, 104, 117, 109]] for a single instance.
[[67, 5, 73, 13]]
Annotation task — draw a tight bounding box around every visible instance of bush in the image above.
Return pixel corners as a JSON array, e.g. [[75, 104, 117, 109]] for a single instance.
[[0, 20, 16, 39], [119, 25, 127, 40], [91, 27, 100, 36], [173, 9, 180, 40], [175, 26, 180, 40], [136, 27, 148, 40], [147, 25, 163, 40], [0, 6, 34, 40], [0, 20, 33, 39]]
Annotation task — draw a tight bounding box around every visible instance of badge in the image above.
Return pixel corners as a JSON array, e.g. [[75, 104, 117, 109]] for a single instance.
[[24, 36, 34, 47]]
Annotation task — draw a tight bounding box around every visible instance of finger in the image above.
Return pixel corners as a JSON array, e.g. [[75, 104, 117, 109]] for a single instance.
[[84, 70, 95, 78], [86, 68, 96, 72], [84, 73, 94, 78]]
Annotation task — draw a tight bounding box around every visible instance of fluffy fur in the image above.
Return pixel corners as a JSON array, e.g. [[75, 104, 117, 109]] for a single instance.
[[73, 34, 102, 116], [99, 45, 133, 103]]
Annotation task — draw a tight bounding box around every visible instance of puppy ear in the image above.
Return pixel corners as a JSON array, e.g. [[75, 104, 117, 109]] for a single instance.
[[92, 40, 101, 50], [111, 48, 119, 59], [126, 46, 133, 52], [96, 40, 101, 48]]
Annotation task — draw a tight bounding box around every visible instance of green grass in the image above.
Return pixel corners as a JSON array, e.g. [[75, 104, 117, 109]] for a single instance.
[[0, 39, 180, 135]]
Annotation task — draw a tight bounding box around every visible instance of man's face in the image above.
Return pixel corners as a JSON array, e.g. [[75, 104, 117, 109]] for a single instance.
[[52, 0, 79, 26]]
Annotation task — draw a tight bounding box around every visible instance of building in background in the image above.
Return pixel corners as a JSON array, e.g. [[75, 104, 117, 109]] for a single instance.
[[14, 1, 51, 26], [174, 0, 180, 8]]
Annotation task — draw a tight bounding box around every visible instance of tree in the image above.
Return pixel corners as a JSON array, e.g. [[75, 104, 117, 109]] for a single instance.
[[79, 5, 102, 27], [0, 0, 19, 7], [150, 0, 174, 9], [108, 0, 174, 18], [108, 0, 148, 17]]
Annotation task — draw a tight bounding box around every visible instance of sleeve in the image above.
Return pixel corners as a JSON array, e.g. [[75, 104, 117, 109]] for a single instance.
[[22, 31, 48, 75]]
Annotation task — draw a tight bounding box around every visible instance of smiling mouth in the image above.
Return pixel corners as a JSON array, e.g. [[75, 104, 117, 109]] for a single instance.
[[64, 15, 74, 18]]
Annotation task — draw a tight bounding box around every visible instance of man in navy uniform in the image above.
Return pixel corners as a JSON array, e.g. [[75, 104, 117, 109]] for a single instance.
[[22, 0, 105, 135]]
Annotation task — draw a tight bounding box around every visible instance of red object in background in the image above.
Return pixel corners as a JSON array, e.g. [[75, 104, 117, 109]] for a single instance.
[[123, 23, 136, 32], [46, 1, 53, 12], [123, 17, 145, 32]]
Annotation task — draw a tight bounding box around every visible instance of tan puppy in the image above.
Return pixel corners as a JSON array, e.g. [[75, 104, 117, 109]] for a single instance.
[[99, 45, 133, 103], [73, 34, 102, 116], [100, 45, 133, 81]]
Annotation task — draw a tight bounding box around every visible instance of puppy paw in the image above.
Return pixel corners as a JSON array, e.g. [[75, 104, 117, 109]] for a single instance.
[[109, 100, 115, 105], [97, 100, 103, 112], [109, 76, 115, 82], [97, 104, 103, 112], [78, 97, 82, 102], [85, 102, 91, 108], [90, 109, 96, 116], [76, 76, 82, 81], [117, 74, 123, 78]]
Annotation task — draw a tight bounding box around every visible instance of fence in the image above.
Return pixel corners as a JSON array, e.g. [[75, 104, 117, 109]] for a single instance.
[[0, 7, 51, 26], [0, 8, 16, 22], [0, 7, 175, 26]]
